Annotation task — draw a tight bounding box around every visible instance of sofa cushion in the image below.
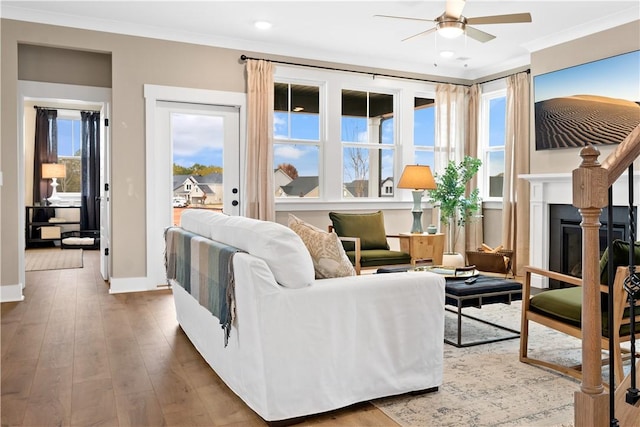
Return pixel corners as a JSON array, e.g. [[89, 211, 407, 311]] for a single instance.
[[180, 210, 314, 288], [329, 211, 390, 251], [529, 286, 634, 337], [530, 286, 582, 327], [599, 239, 640, 285], [345, 249, 412, 268], [288, 214, 356, 279]]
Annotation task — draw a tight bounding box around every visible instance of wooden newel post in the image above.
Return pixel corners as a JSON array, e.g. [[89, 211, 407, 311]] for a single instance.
[[572, 145, 609, 426]]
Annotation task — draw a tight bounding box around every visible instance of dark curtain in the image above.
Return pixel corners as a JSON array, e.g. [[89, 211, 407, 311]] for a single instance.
[[80, 111, 101, 231], [33, 108, 58, 205]]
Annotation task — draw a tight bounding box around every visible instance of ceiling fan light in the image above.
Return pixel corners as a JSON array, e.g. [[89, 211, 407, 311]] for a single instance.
[[437, 21, 464, 39]]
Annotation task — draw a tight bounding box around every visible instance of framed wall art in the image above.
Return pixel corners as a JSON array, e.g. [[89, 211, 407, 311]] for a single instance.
[[534, 50, 640, 151]]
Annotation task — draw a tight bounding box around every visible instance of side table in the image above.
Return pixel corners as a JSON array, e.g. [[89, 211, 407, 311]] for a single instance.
[[398, 232, 445, 266]]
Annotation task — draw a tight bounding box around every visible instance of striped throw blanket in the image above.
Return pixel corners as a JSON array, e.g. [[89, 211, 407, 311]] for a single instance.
[[164, 227, 241, 347]]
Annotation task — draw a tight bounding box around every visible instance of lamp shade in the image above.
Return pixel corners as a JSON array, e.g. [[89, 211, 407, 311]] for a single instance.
[[42, 163, 66, 179], [397, 165, 436, 190]]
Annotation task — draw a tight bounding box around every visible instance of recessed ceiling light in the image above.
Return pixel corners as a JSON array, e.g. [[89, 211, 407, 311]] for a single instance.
[[293, 106, 304, 112], [439, 50, 455, 58], [254, 21, 272, 30]]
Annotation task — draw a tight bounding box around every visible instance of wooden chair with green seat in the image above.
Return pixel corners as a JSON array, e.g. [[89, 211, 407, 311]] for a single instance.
[[520, 239, 640, 386], [328, 211, 411, 275]]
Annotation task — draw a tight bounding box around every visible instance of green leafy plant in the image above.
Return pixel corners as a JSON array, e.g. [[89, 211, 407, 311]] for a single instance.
[[427, 156, 482, 254]]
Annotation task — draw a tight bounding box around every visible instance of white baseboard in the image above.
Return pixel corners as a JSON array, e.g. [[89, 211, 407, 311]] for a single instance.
[[1, 283, 25, 302], [109, 276, 168, 294]]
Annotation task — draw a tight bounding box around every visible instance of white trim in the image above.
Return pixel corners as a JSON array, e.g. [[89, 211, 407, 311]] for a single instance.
[[144, 84, 246, 292], [109, 277, 169, 294], [0, 283, 25, 303]]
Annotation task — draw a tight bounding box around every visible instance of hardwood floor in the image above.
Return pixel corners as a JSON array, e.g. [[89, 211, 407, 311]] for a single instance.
[[1, 250, 399, 426]]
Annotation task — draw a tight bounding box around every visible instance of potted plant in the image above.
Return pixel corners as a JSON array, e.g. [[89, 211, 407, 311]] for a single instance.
[[427, 156, 482, 266]]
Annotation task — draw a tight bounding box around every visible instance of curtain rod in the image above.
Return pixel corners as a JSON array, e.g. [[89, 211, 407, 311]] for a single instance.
[[240, 54, 529, 87], [240, 54, 450, 85], [34, 105, 100, 113]]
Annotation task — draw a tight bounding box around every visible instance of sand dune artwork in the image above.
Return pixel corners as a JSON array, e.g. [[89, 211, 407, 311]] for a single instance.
[[534, 50, 640, 151]]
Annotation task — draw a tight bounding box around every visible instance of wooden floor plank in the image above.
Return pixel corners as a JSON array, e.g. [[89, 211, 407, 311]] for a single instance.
[[1, 250, 401, 427]]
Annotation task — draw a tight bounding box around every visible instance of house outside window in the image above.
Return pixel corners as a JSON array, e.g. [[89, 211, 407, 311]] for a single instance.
[[57, 112, 82, 194], [480, 87, 507, 200], [341, 90, 395, 198], [273, 82, 321, 198]]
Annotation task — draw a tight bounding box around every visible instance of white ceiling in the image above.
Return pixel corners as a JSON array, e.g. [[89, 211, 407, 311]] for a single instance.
[[2, 0, 639, 80]]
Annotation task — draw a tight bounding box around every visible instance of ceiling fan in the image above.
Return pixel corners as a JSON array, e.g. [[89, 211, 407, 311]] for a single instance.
[[375, 0, 532, 43]]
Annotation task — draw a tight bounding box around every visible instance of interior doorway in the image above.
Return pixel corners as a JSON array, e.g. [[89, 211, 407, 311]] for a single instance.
[[18, 81, 112, 294]]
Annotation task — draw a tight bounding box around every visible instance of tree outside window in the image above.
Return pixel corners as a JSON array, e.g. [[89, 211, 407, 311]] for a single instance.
[[273, 82, 321, 198], [341, 90, 395, 198]]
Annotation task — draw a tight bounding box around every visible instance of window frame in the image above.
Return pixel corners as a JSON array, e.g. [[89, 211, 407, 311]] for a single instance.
[[273, 65, 438, 211], [56, 109, 82, 202], [273, 78, 325, 199], [479, 81, 507, 203], [340, 86, 398, 199]]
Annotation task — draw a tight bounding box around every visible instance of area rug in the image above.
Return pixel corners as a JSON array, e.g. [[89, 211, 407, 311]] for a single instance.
[[25, 248, 83, 271], [372, 301, 627, 427]]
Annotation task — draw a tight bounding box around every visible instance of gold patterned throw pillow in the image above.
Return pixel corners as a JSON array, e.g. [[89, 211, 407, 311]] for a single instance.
[[288, 214, 356, 279]]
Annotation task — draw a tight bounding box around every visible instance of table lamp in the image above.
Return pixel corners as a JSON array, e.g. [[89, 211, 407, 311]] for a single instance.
[[42, 163, 66, 205], [397, 165, 437, 233]]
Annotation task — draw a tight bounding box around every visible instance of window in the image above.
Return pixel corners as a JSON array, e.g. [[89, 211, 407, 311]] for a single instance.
[[273, 66, 438, 204], [480, 89, 506, 199], [341, 90, 394, 198], [413, 97, 436, 169], [57, 112, 82, 193], [273, 82, 321, 198]]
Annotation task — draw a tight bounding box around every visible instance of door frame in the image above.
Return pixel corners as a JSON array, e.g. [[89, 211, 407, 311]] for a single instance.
[[139, 85, 246, 293], [17, 81, 112, 299]]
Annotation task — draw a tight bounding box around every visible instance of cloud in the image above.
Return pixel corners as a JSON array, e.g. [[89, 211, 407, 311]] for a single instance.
[[171, 113, 224, 158], [274, 145, 305, 159]]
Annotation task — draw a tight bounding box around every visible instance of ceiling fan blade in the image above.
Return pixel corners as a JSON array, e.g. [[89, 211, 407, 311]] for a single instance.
[[466, 13, 532, 25], [465, 26, 496, 43], [445, 0, 466, 19], [374, 14, 435, 23], [402, 27, 437, 42]]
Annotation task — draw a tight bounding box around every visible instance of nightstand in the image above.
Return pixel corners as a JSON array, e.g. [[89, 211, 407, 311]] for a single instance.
[[398, 232, 445, 266]]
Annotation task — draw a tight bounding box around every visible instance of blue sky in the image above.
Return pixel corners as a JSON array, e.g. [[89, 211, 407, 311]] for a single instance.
[[534, 50, 640, 103], [164, 94, 505, 182], [171, 113, 223, 168]]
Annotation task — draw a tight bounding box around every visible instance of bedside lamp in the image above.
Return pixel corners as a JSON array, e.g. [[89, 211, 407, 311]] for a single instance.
[[397, 165, 437, 234], [42, 163, 66, 205]]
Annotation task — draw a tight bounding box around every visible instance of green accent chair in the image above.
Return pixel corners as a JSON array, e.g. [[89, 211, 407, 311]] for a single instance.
[[520, 239, 640, 386], [328, 211, 411, 275]]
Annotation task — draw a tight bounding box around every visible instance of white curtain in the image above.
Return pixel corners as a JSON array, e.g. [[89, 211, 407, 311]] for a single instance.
[[434, 83, 471, 254], [502, 72, 531, 274], [246, 59, 275, 221]]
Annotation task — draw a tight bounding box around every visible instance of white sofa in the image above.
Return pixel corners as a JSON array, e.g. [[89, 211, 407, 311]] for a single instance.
[[168, 210, 445, 422]]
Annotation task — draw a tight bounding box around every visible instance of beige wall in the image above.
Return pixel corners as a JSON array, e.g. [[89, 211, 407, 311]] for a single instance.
[[529, 21, 640, 174]]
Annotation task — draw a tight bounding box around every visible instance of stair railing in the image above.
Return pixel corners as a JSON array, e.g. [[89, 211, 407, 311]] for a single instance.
[[572, 124, 640, 426]]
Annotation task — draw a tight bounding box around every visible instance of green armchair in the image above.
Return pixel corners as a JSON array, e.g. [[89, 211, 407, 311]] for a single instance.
[[520, 239, 640, 385], [328, 211, 411, 275]]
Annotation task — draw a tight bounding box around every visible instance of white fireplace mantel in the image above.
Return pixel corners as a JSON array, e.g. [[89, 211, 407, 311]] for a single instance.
[[521, 172, 640, 288]]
